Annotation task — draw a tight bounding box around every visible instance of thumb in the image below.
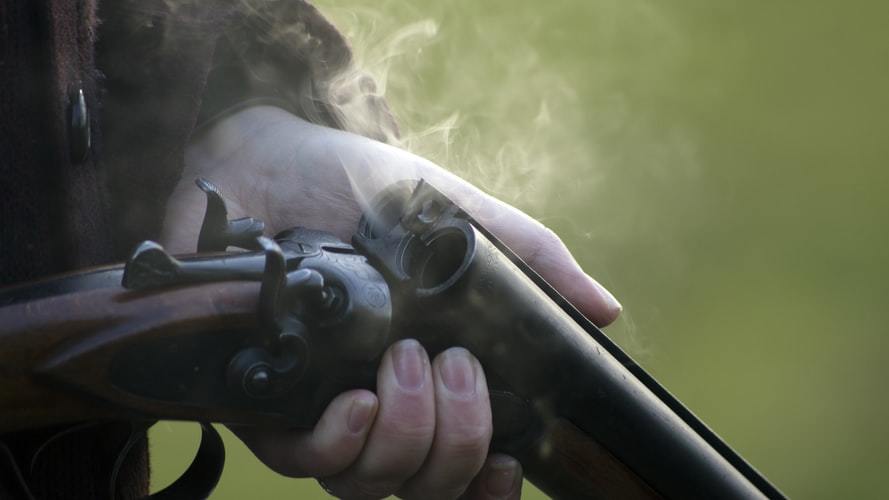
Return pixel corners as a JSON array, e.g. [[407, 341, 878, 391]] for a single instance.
[[491, 208, 622, 327], [417, 166, 622, 326]]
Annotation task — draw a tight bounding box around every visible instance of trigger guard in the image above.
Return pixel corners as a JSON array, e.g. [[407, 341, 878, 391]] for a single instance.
[[141, 423, 225, 500]]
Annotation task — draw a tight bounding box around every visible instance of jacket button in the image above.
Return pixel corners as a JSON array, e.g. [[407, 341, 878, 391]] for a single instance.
[[69, 88, 91, 163]]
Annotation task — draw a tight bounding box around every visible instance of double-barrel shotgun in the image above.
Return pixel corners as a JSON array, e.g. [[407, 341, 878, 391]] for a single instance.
[[0, 179, 784, 499]]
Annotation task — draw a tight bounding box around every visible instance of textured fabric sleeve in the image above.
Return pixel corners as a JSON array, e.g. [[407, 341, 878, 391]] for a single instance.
[[199, 0, 400, 143], [98, 0, 238, 257], [0, 1, 400, 498]]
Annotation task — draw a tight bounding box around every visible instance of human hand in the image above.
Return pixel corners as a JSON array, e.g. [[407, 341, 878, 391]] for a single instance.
[[160, 105, 621, 499]]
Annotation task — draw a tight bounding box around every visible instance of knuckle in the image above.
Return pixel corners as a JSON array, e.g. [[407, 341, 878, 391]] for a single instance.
[[379, 411, 436, 443], [528, 224, 566, 265], [304, 451, 347, 479], [540, 225, 567, 251], [291, 433, 354, 478], [443, 424, 491, 459], [375, 425, 436, 457], [367, 420, 436, 464]]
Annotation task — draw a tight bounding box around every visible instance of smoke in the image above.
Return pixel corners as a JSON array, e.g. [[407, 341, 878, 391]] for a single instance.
[[315, 0, 594, 216], [206, 0, 697, 357], [310, 1, 667, 359]]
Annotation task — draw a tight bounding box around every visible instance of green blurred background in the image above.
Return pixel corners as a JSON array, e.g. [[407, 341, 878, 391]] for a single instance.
[[151, 0, 889, 498]]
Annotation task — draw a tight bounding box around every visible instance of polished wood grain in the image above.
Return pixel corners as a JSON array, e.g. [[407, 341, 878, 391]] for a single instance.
[[520, 418, 662, 499], [0, 283, 263, 432]]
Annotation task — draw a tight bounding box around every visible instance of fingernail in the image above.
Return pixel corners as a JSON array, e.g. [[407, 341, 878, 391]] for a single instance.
[[393, 339, 426, 390], [485, 456, 519, 496], [589, 275, 622, 314], [347, 395, 376, 434], [439, 348, 476, 395]]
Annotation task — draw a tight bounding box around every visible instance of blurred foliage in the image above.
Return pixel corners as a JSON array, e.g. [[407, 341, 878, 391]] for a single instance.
[[152, 0, 889, 497]]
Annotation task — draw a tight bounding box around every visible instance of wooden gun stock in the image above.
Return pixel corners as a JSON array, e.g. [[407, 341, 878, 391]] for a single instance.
[[0, 281, 262, 432], [518, 419, 660, 499]]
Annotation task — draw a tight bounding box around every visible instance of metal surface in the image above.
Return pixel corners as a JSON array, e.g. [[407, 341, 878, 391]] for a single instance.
[[354, 180, 784, 499], [68, 88, 90, 163]]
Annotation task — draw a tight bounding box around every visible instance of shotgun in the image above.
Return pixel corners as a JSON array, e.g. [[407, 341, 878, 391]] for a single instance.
[[0, 179, 784, 499]]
